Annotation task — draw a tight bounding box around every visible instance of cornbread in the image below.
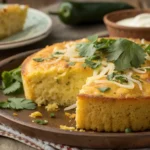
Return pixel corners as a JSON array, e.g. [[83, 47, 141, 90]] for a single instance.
[[45, 103, 59, 112], [22, 40, 93, 106], [65, 112, 76, 119], [0, 4, 28, 39], [22, 37, 150, 132], [29, 111, 42, 118]]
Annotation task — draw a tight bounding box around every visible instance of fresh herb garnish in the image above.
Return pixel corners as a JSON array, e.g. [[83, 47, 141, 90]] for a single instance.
[[107, 73, 115, 80], [107, 73, 128, 84], [50, 113, 55, 118], [33, 58, 44, 62], [33, 119, 48, 125], [77, 35, 146, 71], [82, 63, 87, 69], [85, 59, 101, 69], [98, 87, 111, 92], [114, 76, 128, 84], [145, 45, 150, 54], [0, 97, 36, 110], [107, 39, 145, 71], [54, 51, 64, 55], [94, 38, 115, 50], [1, 67, 23, 95], [3, 81, 21, 95], [68, 62, 76, 66], [77, 35, 98, 58], [145, 67, 150, 71]]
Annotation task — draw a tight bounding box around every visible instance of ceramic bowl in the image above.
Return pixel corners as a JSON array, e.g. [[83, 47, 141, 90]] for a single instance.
[[103, 9, 150, 40]]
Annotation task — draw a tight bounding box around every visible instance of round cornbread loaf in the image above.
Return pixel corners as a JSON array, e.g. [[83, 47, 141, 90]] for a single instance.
[[22, 37, 150, 132]]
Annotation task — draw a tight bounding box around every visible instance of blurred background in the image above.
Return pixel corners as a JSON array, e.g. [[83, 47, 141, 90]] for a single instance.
[[2, 0, 150, 9]]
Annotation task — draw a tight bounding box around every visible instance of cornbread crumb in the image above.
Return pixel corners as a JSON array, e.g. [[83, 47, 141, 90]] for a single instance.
[[29, 111, 42, 118], [65, 112, 76, 119], [60, 125, 85, 132], [60, 125, 76, 131], [13, 113, 18, 116], [45, 103, 58, 112], [79, 129, 85, 132]]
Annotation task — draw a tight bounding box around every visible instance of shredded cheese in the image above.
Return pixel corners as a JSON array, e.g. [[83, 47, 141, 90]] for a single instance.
[[69, 57, 86, 62], [64, 103, 76, 111], [87, 63, 115, 85], [132, 68, 147, 74], [95, 79, 134, 89]]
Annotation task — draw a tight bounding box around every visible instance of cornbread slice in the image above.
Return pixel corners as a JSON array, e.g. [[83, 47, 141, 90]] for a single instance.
[[76, 75, 150, 132], [22, 40, 93, 106], [0, 4, 28, 39]]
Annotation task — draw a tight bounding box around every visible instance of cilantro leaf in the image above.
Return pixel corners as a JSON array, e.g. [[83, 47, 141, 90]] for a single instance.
[[77, 43, 97, 57], [0, 97, 36, 110], [94, 38, 115, 50], [77, 35, 99, 57], [85, 59, 101, 69], [98, 87, 111, 92], [3, 81, 21, 95], [68, 62, 76, 66], [107, 39, 145, 71], [11, 67, 22, 82], [53, 51, 64, 55], [1, 71, 13, 89], [33, 58, 44, 62], [21, 99, 37, 110], [87, 34, 98, 43], [33, 119, 48, 125], [1, 67, 23, 95], [145, 45, 150, 54], [0, 102, 9, 108]]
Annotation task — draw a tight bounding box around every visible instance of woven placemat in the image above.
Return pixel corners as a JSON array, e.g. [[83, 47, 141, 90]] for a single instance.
[[0, 124, 81, 150]]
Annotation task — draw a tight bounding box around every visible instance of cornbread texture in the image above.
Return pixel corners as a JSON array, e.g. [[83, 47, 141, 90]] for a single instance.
[[22, 40, 93, 106], [22, 37, 150, 132], [76, 80, 150, 132], [0, 4, 28, 39]]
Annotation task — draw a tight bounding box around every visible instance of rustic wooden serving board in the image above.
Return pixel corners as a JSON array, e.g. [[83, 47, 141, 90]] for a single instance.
[[1, 50, 150, 149]]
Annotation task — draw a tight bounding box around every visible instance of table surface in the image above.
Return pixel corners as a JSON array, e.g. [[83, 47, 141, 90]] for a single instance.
[[0, 2, 108, 150]]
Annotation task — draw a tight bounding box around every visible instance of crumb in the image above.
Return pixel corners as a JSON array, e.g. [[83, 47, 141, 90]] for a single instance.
[[45, 103, 58, 112], [79, 129, 85, 132], [65, 112, 76, 119], [60, 125, 86, 132], [13, 113, 18, 116], [60, 125, 76, 131], [29, 111, 42, 118]]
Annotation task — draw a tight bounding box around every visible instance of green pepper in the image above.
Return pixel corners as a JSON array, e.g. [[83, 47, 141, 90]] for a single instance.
[[50, 1, 134, 25]]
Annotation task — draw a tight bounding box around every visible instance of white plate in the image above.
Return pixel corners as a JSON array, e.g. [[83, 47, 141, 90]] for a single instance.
[[0, 5, 52, 50]]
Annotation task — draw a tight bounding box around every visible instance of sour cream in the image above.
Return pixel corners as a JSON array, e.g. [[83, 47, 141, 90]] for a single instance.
[[116, 13, 150, 27]]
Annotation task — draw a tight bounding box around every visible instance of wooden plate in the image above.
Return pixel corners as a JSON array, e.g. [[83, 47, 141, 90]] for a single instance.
[[1, 50, 150, 149]]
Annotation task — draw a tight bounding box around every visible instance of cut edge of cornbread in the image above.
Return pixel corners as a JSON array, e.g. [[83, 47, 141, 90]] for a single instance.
[[21, 41, 93, 107], [76, 94, 150, 132]]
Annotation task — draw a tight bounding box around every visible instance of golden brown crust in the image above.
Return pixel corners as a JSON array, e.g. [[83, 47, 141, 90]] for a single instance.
[[78, 94, 150, 101]]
